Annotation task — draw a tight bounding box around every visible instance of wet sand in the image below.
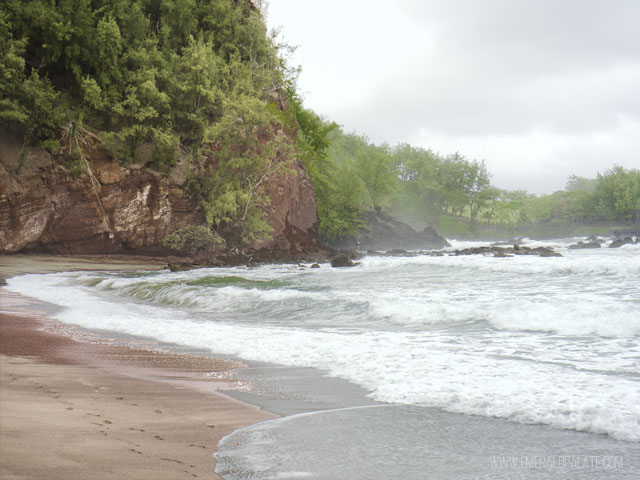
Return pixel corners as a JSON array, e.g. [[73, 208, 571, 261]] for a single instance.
[[0, 256, 276, 480], [0, 254, 168, 282]]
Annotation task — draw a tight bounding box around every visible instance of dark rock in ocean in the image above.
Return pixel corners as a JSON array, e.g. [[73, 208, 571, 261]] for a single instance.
[[456, 246, 494, 256], [167, 262, 197, 272], [538, 251, 563, 257], [530, 246, 562, 257], [325, 210, 449, 252], [311, 263, 320, 269], [612, 228, 640, 239], [383, 248, 421, 257], [569, 241, 601, 249], [491, 238, 524, 247], [454, 245, 562, 258], [586, 236, 606, 244], [337, 250, 364, 260], [609, 237, 635, 248], [331, 255, 356, 267]]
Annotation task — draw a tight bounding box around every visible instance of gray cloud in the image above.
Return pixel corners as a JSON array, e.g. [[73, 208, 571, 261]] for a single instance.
[[267, 0, 640, 193]]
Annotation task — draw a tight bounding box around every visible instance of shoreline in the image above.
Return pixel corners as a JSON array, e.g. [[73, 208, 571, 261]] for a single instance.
[[4, 252, 639, 479], [0, 256, 277, 480], [0, 253, 169, 283]]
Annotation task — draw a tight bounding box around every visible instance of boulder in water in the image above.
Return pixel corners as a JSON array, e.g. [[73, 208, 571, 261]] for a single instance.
[[539, 251, 563, 257], [324, 210, 449, 251], [167, 262, 197, 272], [609, 237, 635, 248], [491, 238, 524, 247], [454, 244, 562, 258], [586, 235, 606, 244], [331, 255, 355, 267], [569, 241, 601, 249]]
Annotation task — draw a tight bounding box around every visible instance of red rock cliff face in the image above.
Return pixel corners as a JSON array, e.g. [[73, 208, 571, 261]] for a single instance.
[[0, 140, 321, 257], [257, 158, 319, 252]]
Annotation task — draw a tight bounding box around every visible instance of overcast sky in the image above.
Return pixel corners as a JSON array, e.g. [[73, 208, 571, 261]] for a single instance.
[[265, 0, 640, 194]]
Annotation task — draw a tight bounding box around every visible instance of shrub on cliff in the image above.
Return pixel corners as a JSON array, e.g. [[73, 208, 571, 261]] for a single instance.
[[187, 93, 294, 248], [162, 225, 225, 257], [287, 89, 366, 241]]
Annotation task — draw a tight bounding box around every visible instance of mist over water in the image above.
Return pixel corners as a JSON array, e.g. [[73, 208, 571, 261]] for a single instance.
[[6, 239, 640, 478]]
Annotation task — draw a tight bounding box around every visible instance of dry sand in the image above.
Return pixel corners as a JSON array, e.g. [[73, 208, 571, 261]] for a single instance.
[[0, 256, 276, 480]]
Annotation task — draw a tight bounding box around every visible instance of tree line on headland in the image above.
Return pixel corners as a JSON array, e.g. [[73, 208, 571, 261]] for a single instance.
[[2, 0, 638, 252], [315, 128, 640, 240]]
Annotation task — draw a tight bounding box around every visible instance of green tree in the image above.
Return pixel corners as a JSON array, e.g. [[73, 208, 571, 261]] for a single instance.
[[566, 174, 597, 193], [465, 160, 491, 220], [319, 164, 366, 240], [481, 187, 504, 225], [0, 8, 27, 124], [592, 166, 640, 221], [389, 144, 442, 224], [284, 90, 366, 240], [494, 190, 530, 227], [194, 94, 293, 247], [354, 146, 396, 210], [169, 35, 226, 145]]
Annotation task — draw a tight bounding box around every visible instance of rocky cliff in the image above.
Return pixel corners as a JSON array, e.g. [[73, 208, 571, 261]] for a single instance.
[[327, 210, 450, 252], [0, 136, 323, 260]]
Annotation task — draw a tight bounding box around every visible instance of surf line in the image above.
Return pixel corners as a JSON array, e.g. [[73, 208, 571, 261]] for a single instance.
[[217, 403, 406, 444]]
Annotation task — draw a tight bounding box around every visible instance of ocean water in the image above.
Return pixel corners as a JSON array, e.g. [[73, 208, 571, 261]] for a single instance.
[[5, 238, 640, 478]]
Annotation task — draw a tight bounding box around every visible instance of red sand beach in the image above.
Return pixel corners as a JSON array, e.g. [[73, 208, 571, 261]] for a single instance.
[[0, 255, 276, 480]]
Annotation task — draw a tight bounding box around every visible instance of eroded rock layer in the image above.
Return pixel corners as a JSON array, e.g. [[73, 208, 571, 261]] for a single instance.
[[0, 142, 321, 259]]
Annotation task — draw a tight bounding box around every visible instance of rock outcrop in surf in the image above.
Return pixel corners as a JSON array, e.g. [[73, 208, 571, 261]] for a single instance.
[[326, 210, 449, 252]]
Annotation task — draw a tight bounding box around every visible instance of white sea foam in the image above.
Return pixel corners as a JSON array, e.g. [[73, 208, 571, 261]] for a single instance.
[[490, 299, 640, 337], [5, 244, 640, 442]]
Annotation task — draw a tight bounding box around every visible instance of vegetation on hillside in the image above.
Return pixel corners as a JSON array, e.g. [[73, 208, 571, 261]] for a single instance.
[[314, 127, 640, 240], [0, 0, 316, 249]]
